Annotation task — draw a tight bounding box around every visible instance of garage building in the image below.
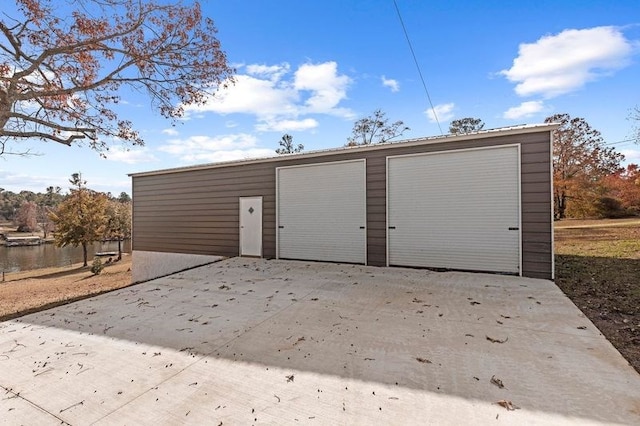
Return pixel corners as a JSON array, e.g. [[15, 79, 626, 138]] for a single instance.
[[130, 124, 556, 282]]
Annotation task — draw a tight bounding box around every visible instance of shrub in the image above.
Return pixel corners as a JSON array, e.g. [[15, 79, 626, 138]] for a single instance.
[[91, 258, 104, 275], [593, 197, 629, 219]]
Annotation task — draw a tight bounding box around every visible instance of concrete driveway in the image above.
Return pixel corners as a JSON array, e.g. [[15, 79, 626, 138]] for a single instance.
[[1, 257, 639, 425]]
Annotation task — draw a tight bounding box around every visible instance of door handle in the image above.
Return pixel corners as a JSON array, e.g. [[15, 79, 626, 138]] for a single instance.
[[388, 226, 396, 229], [508, 227, 519, 231]]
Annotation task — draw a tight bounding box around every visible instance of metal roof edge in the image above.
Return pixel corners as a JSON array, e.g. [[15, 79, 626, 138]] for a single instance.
[[129, 122, 559, 178]]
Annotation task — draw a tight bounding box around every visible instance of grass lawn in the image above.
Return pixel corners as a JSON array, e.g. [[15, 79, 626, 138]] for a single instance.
[[555, 218, 640, 373]]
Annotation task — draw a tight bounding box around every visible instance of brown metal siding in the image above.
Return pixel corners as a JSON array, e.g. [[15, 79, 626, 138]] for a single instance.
[[132, 130, 553, 279]]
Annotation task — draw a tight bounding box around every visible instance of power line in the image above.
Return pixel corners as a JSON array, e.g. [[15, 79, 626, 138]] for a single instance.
[[392, 0, 443, 135], [603, 138, 638, 147]]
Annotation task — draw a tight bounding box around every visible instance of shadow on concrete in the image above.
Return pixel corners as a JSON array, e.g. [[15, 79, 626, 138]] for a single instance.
[[3, 257, 640, 424]]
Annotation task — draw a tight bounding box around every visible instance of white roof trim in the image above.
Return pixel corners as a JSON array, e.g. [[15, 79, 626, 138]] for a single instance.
[[129, 122, 559, 177]]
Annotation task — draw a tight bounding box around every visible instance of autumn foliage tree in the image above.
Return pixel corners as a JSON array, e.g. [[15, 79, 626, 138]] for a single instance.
[[546, 113, 624, 219], [603, 164, 640, 215], [14, 200, 37, 231], [346, 109, 409, 146], [0, 0, 234, 155], [50, 174, 108, 266]]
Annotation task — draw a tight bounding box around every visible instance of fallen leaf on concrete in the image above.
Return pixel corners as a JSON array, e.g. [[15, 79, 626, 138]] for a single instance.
[[286, 375, 294, 382], [416, 357, 432, 364], [500, 315, 511, 319], [577, 326, 587, 330], [218, 285, 230, 290], [470, 301, 481, 306], [412, 298, 424, 303], [494, 400, 519, 410], [486, 336, 508, 344], [490, 375, 505, 388]]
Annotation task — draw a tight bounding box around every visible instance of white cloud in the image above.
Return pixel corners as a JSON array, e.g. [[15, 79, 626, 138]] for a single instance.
[[158, 133, 275, 164], [500, 26, 636, 98], [381, 76, 400, 92], [0, 170, 69, 193], [256, 118, 319, 132], [162, 128, 179, 136], [246, 63, 290, 81], [186, 73, 299, 117], [179, 148, 276, 164], [621, 148, 640, 164], [184, 61, 353, 126], [294, 62, 352, 114], [103, 147, 158, 164], [503, 101, 545, 120], [426, 103, 455, 123]]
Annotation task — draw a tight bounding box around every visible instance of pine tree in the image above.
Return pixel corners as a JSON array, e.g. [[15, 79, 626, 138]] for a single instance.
[[49, 174, 108, 266]]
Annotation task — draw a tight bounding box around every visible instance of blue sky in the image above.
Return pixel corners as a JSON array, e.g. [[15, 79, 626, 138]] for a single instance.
[[1, 0, 639, 195]]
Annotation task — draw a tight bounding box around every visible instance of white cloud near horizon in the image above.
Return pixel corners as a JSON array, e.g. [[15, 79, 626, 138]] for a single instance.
[[503, 100, 545, 119], [426, 103, 455, 123], [500, 26, 636, 98], [255, 118, 319, 132], [158, 133, 276, 164], [183, 61, 353, 132], [621, 148, 640, 165], [0, 170, 70, 194], [381, 76, 400, 92], [103, 146, 158, 164]]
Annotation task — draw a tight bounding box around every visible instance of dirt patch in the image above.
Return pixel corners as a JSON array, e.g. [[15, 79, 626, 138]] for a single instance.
[[0, 255, 133, 320], [555, 219, 640, 373]]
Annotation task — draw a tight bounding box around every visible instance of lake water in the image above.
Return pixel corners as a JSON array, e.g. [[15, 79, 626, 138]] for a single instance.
[[0, 240, 132, 273]]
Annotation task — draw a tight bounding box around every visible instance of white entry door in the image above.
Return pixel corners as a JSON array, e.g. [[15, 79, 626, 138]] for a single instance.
[[239, 197, 263, 257]]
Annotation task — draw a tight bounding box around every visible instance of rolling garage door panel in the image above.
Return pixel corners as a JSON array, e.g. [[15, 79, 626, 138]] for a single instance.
[[388, 146, 520, 273], [277, 160, 366, 264]]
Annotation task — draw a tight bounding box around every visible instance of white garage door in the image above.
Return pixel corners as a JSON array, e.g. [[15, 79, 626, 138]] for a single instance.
[[277, 160, 366, 264], [387, 145, 520, 274]]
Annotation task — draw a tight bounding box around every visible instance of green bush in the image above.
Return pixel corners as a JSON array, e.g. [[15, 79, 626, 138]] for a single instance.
[[91, 258, 104, 275]]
